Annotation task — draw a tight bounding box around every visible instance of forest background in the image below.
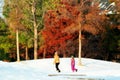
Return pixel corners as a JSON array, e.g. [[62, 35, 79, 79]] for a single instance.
[[0, 0, 120, 62]]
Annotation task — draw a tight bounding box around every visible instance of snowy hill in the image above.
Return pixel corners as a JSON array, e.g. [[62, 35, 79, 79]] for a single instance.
[[0, 58, 120, 80]]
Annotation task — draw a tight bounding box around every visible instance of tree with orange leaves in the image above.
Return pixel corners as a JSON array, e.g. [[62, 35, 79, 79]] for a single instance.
[[42, 10, 73, 57], [43, 0, 107, 65]]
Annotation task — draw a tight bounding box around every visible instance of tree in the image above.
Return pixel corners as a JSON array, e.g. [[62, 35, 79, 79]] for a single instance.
[[3, 0, 24, 62], [19, 31, 33, 60], [0, 17, 14, 61], [3, 0, 60, 60], [20, 0, 59, 59], [38, 0, 61, 58], [4, 0, 44, 60], [43, 0, 107, 65], [43, 10, 73, 57], [102, 1, 120, 60]]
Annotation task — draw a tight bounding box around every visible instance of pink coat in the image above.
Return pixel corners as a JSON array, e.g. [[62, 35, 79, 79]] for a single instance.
[[71, 58, 75, 66], [71, 58, 77, 72]]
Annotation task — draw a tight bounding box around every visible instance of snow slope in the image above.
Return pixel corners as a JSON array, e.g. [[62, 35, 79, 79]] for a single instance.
[[0, 58, 120, 80]]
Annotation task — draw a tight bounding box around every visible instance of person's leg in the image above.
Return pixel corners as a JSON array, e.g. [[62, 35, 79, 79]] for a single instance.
[[56, 63, 60, 72], [72, 65, 77, 72], [74, 67, 77, 72], [71, 64, 74, 72], [75, 68, 78, 72], [55, 63, 58, 71], [74, 66, 77, 72]]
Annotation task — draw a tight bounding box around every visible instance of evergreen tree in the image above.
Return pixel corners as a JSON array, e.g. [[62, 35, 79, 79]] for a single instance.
[[0, 18, 14, 61]]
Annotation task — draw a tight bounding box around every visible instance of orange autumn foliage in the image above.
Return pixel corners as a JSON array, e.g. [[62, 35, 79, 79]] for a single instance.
[[42, 0, 107, 56], [42, 10, 73, 54]]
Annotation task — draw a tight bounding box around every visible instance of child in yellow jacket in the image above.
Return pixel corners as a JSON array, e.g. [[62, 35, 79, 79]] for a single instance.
[[53, 51, 60, 72]]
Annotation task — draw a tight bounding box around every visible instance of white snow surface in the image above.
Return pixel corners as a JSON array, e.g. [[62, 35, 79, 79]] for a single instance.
[[0, 58, 120, 80]]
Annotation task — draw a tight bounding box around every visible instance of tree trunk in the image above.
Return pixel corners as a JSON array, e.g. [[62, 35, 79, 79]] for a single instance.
[[32, 0, 38, 60], [63, 53, 67, 58], [34, 22, 37, 60], [43, 47, 46, 58], [25, 46, 29, 60], [63, 47, 66, 57], [16, 29, 20, 62], [78, 23, 82, 66]]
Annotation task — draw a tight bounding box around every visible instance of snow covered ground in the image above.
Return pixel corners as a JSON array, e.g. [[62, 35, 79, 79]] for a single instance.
[[0, 58, 120, 80]]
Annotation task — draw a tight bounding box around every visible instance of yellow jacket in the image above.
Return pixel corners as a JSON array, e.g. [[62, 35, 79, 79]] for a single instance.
[[54, 55, 60, 63]]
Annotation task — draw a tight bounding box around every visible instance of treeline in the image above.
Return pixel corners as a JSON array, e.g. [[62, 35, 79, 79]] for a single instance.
[[0, 0, 120, 62]]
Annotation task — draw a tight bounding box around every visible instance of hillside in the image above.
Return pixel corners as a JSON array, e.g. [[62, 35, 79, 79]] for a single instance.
[[0, 58, 120, 80]]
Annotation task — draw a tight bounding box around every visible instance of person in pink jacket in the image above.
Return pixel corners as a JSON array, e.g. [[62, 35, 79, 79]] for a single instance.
[[71, 56, 77, 72]]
